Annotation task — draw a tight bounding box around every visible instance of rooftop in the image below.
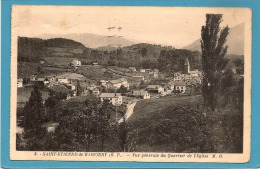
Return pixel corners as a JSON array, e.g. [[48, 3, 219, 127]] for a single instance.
[[100, 93, 122, 98]]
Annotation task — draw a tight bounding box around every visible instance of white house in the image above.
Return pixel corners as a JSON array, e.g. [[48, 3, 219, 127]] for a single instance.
[[140, 69, 146, 73], [174, 81, 187, 93], [146, 85, 164, 94], [93, 63, 99, 66], [17, 78, 23, 88], [100, 93, 122, 106], [70, 60, 81, 67], [131, 90, 150, 99]]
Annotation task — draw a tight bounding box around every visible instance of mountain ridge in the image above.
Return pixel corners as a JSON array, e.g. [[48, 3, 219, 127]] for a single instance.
[[38, 33, 134, 49], [183, 23, 245, 55]]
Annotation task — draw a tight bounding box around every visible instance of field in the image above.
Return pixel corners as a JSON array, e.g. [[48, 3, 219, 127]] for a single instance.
[[127, 95, 203, 130], [43, 57, 80, 65]]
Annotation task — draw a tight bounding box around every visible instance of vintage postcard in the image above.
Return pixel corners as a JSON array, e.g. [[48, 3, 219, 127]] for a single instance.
[[10, 6, 251, 162]]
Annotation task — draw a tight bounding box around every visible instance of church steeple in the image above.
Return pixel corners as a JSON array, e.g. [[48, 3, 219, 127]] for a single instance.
[[184, 59, 190, 74]]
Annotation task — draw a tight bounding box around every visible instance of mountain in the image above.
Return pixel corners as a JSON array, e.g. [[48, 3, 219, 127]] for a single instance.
[[183, 23, 245, 55], [39, 33, 134, 49], [18, 37, 88, 62]]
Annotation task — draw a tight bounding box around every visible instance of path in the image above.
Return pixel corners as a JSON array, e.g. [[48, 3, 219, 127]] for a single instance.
[[118, 102, 137, 123]]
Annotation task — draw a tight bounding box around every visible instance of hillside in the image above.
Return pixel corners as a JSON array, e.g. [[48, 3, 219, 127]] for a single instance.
[[18, 37, 88, 62], [39, 33, 134, 48], [183, 23, 245, 55]]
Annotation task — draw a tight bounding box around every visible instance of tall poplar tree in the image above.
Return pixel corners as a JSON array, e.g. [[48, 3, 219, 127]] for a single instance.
[[201, 14, 230, 110]]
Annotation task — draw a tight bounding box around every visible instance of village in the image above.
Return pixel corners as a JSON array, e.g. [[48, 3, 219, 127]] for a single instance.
[[17, 58, 203, 124]]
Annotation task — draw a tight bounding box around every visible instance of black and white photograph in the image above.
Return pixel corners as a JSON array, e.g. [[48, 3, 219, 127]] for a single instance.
[[10, 6, 251, 162]]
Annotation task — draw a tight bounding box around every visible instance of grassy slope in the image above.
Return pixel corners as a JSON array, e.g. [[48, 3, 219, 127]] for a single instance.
[[127, 95, 203, 130]]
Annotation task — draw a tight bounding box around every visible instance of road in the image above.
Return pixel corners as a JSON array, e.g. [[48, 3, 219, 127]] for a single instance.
[[118, 102, 137, 123]]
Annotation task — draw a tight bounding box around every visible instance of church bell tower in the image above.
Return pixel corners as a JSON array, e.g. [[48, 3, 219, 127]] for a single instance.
[[184, 59, 190, 74]]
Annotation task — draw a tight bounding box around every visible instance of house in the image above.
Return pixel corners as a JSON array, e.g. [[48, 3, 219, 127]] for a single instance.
[[140, 69, 146, 73], [174, 72, 181, 77], [145, 69, 152, 72], [93, 63, 99, 66], [146, 85, 164, 94], [129, 67, 137, 72], [70, 60, 81, 67], [189, 69, 202, 77], [66, 84, 76, 91], [99, 80, 107, 86], [57, 77, 69, 84], [17, 78, 23, 88], [131, 76, 145, 81], [174, 81, 187, 93], [173, 76, 183, 81], [100, 93, 122, 106], [39, 60, 45, 65], [130, 90, 150, 99]]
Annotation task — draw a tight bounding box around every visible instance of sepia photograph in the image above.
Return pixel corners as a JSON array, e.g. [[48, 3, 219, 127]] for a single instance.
[[10, 6, 251, 162]]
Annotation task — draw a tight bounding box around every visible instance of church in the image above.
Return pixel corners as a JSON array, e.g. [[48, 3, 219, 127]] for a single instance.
[[184, 59, 202, 77]]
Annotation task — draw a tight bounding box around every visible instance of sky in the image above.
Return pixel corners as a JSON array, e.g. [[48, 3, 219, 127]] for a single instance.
[[12, 6, 249, 48]]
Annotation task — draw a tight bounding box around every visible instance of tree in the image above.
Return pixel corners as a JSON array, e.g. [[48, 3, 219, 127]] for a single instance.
[[117, 85, 128, 94], [233, 58, 244, 75], [23, 85, 45, 132], [201, 14, 230, 110], [23, 84, 46, 150], [139, 80, 147, 89], [221, 68, 236, 89], [76, 80, 82, 96]]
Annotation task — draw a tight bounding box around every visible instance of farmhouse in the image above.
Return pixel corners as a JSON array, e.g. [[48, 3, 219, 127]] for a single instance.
[[146, 85, 164, 94], [130, 90, 150, 99], [100, 93, 122, 106], [17, 78, 23, 88], [70, 60, 81, 67], [174, 81, 187, 93]]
